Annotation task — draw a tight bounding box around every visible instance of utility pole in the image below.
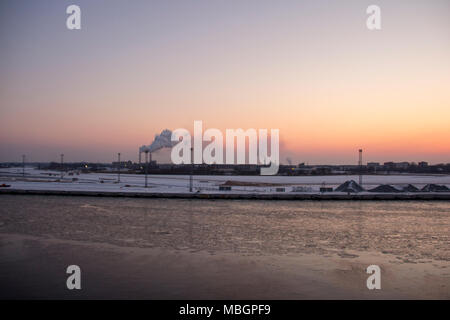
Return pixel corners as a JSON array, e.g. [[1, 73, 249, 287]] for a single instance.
[[145, 151, 148, 188], [189, 147, 193, 192], [60, 154, 64, 180], [22, 155, 25, 177], [117, 152, 121, 183], [358, 149, 363, 186]]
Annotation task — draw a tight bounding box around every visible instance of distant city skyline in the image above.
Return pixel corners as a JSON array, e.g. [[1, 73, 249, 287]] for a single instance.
[[0, 146, 446, 167], [1, 0, 449, 164]]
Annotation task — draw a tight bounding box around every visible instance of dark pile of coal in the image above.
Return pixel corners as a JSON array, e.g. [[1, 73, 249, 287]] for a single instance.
[[421, 184, 450, 192], [335, 180, 364, 193], [399, 184, 419, 192], [368, 184, 401, 193]]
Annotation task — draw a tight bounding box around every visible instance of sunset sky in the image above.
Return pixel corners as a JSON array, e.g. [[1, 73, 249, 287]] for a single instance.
[[1, 0, 449, 164]]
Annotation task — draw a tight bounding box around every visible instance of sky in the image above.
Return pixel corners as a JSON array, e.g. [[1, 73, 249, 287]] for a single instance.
[[1, 0, 449, 164]]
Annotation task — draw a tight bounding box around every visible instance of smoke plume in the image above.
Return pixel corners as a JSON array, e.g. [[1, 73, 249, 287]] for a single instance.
[[140, 129, 176, 153]]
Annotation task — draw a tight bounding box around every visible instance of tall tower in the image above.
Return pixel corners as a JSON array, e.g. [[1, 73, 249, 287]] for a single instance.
[[144, 151, 149, 188], [22, 155, 25, 177], [117, 152, 121, 183], [358, 149, 363, 186], [189, 147, 193, 192], [60, 154, 64, 180]]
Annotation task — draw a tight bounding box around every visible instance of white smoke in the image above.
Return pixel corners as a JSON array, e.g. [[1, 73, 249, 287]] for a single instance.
[[140, 129, 176, 153]]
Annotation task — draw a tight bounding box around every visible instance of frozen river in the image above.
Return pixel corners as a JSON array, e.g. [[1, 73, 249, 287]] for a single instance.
[[0, 195, 449, 299]]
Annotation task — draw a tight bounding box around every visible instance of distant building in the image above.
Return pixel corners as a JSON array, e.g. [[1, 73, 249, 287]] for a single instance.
[[394, 162, 410, 170], [418, 161, 428, 167], [384, 161, 395, 169], [367, 162, 380, 168], [383, 161, 409, 170], [112, 160, 133, 168]]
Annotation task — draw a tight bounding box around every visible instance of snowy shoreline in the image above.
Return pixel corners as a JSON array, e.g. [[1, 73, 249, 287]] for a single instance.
[[1, 168, 449, 200], [1, 188, 450, 200]]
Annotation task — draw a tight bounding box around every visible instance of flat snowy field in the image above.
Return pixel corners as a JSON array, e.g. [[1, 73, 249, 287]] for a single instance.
[[0, 167, 449, 194]]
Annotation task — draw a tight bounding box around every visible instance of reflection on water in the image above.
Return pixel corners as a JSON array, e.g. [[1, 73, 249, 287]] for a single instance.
[[0, 195, 449, 261]]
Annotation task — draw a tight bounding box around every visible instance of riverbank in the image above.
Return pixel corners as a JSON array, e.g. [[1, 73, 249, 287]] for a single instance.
[[1, 169, 450, 200], [1, 188, 450, 200]]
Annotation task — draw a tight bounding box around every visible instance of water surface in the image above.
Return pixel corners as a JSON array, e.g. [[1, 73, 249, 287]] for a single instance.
[[0, 195, 449, 299]]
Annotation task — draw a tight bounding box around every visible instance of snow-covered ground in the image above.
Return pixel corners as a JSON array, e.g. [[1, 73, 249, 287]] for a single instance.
[[0, 167, 449, 194]]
